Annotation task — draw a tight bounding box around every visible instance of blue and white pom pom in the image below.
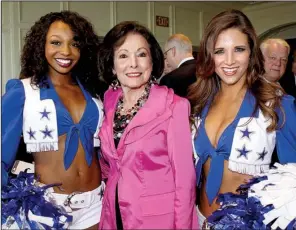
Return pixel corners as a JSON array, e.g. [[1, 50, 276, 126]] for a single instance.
[[1, 171, 72, 230], [207, 163, 296, 230]]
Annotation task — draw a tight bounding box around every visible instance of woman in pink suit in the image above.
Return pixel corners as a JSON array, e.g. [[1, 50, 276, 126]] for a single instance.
[[98, 21, 198, 229]]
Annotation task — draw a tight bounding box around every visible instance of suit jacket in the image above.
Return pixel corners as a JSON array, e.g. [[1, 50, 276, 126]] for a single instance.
[[280, 72, 296, 98], [159, 59, 196, 98], [99, 85, 198, 229]]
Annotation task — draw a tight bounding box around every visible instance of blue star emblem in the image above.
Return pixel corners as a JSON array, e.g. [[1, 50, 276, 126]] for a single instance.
[[257, 147, 268, 161], [27, 127, 36, 140], [236, 144, 251, 159], [240, 127, 254, 140], [40, 107, 51, 120], [40, 125, 54, 139]]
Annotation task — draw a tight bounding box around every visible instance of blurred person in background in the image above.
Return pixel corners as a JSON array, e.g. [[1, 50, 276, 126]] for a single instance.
[[260, 38, 290, 83], [280, 49, 296, 98], [160, 34, 196, 98]]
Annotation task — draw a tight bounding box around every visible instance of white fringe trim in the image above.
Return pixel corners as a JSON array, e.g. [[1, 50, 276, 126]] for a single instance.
[[26, 142, 58, 152], [228, 161, 270, 176]]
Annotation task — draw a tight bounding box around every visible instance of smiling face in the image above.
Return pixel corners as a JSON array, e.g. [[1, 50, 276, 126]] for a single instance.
[[213, 28, 251, 87], [113, 32, 152, 91], [262, 43, 289, 82], [45, 20, 80, 78]]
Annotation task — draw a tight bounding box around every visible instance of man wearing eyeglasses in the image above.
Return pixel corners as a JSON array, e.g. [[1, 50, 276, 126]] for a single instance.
[[159, 34, 196, 98]]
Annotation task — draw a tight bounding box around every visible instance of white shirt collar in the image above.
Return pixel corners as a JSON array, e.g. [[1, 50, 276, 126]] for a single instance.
[[177, 57, 194, 68]]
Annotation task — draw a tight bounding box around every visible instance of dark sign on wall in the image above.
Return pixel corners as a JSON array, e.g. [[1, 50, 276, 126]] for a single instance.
[[156, 16, 169, 27]]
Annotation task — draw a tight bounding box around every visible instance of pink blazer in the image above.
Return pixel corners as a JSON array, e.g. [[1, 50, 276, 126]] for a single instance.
[[99, 85, 198, 229]]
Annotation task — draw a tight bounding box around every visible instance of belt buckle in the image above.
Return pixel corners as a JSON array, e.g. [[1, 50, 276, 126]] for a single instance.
[[63, 191, 83, 207]]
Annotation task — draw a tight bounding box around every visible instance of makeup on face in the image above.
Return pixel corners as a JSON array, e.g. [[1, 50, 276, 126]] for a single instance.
[[45, 21, 80, 77], [113, 33, 153, 90], [213, 28, 250, 86]]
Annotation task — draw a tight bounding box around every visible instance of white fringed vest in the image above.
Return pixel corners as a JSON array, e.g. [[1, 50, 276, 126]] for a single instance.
[[21, 78, 103, 152]]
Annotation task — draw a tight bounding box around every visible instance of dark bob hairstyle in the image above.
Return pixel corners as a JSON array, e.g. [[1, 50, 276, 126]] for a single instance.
[[98, 21, 164, 84]]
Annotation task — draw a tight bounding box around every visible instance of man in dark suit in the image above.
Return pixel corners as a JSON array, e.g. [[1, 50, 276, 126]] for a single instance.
[[280, 51, 296, 98], [159, 34, 196, 98]]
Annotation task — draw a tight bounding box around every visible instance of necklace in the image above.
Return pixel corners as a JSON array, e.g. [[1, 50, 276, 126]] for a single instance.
[[113, 84, 150, 140]]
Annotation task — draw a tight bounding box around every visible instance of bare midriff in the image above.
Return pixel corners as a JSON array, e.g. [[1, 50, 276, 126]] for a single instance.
[[199, 158, 252, 218], [33, 134, 101, 194]]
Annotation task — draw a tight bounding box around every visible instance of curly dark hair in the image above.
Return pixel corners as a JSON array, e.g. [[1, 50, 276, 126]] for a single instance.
[[20, 10, 107, 98], [98, 21, 164, 84], [188, 9, 284, 132]]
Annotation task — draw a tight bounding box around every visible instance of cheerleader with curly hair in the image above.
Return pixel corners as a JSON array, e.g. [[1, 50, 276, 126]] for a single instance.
[[1, 11, 107, 229]]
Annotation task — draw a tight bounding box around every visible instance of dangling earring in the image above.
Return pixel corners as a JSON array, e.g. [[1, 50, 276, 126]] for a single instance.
[[149, 76, 157, 85], [110, 79, 120, 90]]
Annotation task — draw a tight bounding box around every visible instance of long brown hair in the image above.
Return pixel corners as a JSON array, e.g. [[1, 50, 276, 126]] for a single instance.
[[188, 9, 284, 132]]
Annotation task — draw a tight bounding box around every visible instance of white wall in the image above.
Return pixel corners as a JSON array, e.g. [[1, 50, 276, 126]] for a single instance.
[[1, 1, 296, 94], [1, 1, 243, 93], [243, 2, 296, 37]]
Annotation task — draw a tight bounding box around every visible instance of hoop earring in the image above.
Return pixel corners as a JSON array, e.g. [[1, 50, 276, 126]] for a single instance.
[[110, 79, 120, 90]]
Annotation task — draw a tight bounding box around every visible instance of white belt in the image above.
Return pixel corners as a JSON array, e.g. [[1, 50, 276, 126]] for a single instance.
[[47, 182, 105, 212]]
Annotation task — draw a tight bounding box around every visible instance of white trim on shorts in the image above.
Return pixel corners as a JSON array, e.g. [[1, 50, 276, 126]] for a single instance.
[[45, 182, 105, 229], [196, 205, 210, 230]]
